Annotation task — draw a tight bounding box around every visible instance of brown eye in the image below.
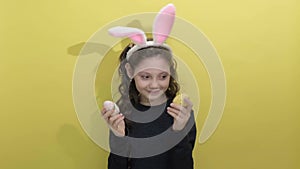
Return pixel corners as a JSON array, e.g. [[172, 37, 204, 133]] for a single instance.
[[141, 75, 150, 79], [160, 74, 169, 80]]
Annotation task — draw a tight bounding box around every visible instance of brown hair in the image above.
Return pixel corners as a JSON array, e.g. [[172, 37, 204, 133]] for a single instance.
[[116, 43, 180, 116]]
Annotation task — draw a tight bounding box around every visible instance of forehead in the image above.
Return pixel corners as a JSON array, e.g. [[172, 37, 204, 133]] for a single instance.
[[133, 56, 170, 75]]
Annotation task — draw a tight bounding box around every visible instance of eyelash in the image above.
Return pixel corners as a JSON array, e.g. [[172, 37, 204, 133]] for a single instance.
[[140, 75, 168, 80], [141, 75, 150, 79]]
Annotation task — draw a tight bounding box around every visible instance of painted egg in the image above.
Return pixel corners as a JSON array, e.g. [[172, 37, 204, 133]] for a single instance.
[[172, 93, 189, 107], [103, 100, 120, 115]]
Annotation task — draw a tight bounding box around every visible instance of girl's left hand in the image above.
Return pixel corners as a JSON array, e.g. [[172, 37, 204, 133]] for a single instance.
[[167, 97, 193, 131]]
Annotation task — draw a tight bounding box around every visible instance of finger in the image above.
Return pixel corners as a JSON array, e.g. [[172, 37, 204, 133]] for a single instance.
[[112, 115, 125, 128], [183, 98, 193, 114], [170, 104, 190, 116], [101, 107, 107, 115], [111, 114, 123, 126], [108, 113, 120, 124], [167, 107, 184, 119], [167, 109, 180, 120], [167, 107, 179, 115], [170, 103, 184, 111], [103, 110, 114, 121], [114, 114, 124, 124], [103, 109, 112, 118], [183, 97, 193, 108]]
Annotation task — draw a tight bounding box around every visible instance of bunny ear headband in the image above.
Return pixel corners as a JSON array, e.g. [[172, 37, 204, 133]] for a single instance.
[[108, 3, 176, 60]]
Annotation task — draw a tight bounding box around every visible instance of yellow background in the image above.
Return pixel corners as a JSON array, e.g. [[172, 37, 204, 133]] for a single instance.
[[1, 0, 299, 169]]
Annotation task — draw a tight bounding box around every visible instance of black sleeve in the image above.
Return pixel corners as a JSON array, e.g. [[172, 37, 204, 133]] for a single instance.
[[107, 130, 130, 169], [169, 111, 197, 169]]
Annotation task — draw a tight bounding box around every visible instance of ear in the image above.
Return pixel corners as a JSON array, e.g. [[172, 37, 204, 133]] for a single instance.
[[153, 3, 176, 44], [108, 26, 147, 45], [125, 63, 134, 79]]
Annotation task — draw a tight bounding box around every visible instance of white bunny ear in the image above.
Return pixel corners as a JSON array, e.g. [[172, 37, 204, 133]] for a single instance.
[[153, 4, 176, 44], [108, 26, 147, 46]]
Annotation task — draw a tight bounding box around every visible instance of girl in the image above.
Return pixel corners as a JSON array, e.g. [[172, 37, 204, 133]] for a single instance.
[[101, 4, 196, 169]]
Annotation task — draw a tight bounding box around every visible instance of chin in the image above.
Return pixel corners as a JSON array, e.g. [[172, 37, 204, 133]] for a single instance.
[[148, 92, 166, 101]]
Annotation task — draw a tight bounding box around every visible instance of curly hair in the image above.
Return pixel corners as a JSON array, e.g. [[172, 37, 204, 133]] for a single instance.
[[116, 43, 180, 117]]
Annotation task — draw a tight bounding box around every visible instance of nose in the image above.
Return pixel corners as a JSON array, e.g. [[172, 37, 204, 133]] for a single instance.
[[149, 79, 159, 88]]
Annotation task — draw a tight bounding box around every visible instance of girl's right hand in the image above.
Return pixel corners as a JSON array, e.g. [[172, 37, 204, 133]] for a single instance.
[[101, 107, 125, 137]]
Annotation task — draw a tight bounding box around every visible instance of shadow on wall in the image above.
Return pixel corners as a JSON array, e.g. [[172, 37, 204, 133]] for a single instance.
[[66, 20, 145, 103], [61, 20, 146, 168], [57, 124, 107, 169], [67, 19, 145, 57], [67, 42, 111, 56]]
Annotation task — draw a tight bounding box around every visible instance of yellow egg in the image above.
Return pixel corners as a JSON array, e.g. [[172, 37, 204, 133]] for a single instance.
[[173, 93, 189, 107]]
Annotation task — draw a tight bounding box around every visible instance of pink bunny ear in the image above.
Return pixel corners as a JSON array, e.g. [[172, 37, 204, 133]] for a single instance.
[[108, 26, 147, 45], [153, 4, 176, 44]]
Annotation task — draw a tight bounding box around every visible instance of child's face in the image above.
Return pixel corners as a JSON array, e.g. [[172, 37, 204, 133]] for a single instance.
[[133, 56, 171, 104]]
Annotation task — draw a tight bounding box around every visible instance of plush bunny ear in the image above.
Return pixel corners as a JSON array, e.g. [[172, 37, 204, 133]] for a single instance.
[[108, 26, 147, 45], [153, 4, 176, 44]]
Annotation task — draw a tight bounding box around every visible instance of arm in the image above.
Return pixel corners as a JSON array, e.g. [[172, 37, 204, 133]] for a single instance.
[[101, 106, 130, 169], [167, 97, 193, 131], [108, 130, 130, 169], [101, 107, 126, 137], [169, 111, 197, 169]]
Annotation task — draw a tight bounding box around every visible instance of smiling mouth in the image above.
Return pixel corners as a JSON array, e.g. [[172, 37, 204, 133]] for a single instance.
[[148, 90, 161, 94]]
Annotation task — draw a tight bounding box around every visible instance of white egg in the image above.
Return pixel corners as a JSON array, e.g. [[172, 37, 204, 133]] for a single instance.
[[103, 100, 114, 110], [103, 100, 120, 115]]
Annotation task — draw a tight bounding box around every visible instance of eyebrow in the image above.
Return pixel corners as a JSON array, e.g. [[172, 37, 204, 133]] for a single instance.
[[137, 71, 169, 75]]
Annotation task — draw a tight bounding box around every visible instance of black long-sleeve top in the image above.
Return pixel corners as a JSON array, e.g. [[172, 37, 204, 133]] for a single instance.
[[107, 99, 197, 169]]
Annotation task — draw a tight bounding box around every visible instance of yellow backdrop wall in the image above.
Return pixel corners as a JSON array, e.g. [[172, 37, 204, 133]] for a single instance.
[[1, 0, 299, 169]]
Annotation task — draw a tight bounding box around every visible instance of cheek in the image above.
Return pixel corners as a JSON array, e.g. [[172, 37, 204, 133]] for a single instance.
[[134, 78, 147, 89], [161, 78, 171, 89]]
